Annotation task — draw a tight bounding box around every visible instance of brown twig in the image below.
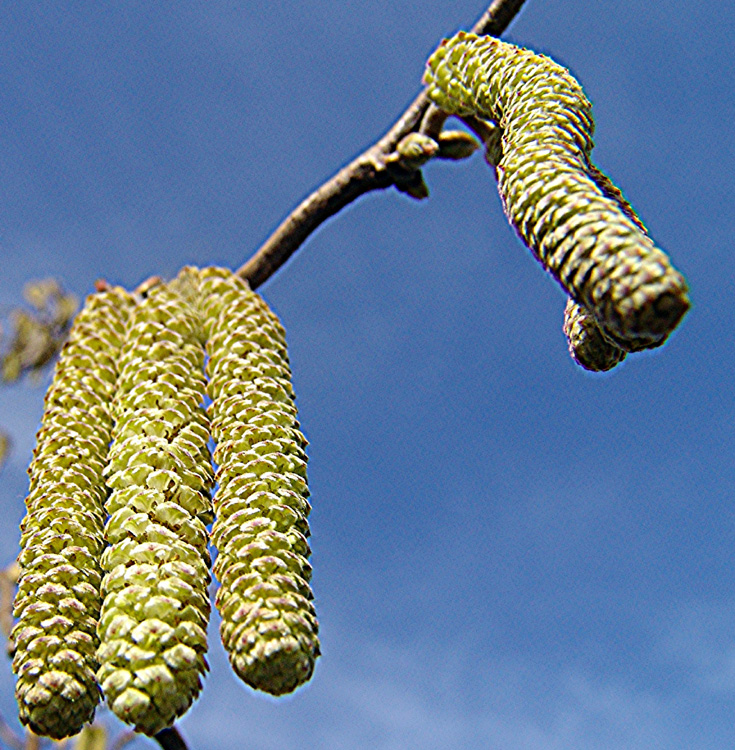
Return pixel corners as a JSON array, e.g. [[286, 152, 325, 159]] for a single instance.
[[0, 714, 24, 750], [110, 730, 138, 750], [1, 563, 19, 650], [472, 0, 528, 36], [237, 0, 527, 289], [154, 727, 188, 750]]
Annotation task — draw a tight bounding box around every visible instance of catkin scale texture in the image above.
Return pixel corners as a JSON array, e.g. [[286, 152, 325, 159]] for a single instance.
[[424, 32, 689, 352], [96, 272, 212, 736], [563, 298, 626, 372], [12, 288, 134, 739], [201, 268, 320, 697]]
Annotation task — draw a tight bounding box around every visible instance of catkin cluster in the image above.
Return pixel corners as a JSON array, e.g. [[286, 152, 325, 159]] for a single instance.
[[201, 268, 319, 696], [12, 287, 133, 738], [424, 32, 689, 359], [12, 267, 319, 739]]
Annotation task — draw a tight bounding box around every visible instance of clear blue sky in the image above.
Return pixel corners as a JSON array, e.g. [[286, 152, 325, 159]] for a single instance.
[[1, 2, 733, 748]]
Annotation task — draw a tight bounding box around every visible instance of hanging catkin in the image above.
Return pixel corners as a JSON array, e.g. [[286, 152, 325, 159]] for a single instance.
[[201, 267, 319, 696], [12, 286, 133, 739], [424, 32, 689, 353], [563, 298, 626, 372], [560, 164, 650, 370], [96, 271, 212, 735]]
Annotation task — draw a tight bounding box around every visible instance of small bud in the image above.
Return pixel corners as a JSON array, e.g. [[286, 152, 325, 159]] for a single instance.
[[395, 171, 430, 200], [436, 129, 479, 160], [394, 133, 439, 171]]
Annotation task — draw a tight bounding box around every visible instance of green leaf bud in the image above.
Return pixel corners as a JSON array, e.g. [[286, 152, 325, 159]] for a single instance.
[[436, 129, 480, 160], [392, 133, 439, 171]]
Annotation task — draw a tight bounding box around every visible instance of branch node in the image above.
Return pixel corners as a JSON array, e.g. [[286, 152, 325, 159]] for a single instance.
[[237, 0, 528, 287]]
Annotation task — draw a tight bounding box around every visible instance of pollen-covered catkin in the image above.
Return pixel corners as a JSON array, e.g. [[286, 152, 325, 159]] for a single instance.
[[560, 164, 646, 371], [12, 286, 134, 739], [424, 32, 689, 353], [96, 270, 212, 735], [200, 267, 320, 696]]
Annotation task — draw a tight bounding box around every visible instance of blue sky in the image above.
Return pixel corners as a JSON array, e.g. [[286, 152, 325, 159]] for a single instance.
[[1, 2, 733, 748]]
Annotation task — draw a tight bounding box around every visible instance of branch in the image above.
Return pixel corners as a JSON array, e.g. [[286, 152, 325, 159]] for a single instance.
[[473, 0, 528, 35], [237, 0, 527, 289], [154, 727, 189, 750], [1, 563, 19, 653], [0, 714, 24, 750], [110, 730, 138, 750]]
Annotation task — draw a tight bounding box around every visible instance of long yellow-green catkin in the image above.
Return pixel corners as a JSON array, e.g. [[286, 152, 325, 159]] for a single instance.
[[200, 267, 319, 696], [96, 270, 212, 735], [424, 32, 689, 353], [12, 286, 134, 739], [561, 164, 648, 370]]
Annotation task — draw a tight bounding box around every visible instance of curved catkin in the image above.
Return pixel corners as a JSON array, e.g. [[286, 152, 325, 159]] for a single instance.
[[424, 32, 689, 352], [96, 271, 212, 736], [563, 298, 626, 372], [200, 267, 319, 697], [563, 166, 642, 370], [12, 286, 134, 739]]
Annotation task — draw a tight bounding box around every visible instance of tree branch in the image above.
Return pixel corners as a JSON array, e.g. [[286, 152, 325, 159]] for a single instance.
[[0, 714, 24, 750], [473, 0, 528, 36], [237, 0, 527, 289], [154, 727, 189, 750]]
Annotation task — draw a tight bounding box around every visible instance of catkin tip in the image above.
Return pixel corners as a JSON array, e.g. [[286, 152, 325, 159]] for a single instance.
[[563, 298, 626, 372]]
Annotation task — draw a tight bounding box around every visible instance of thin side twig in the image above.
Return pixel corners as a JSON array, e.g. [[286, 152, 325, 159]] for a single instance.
[[473, 0, 528, 35], [237, 0, 527, 289], [1, 563, 19, 649], [110, 730, 139, 750], [154, 727, 189, 750], [0, 714, 24, 750]]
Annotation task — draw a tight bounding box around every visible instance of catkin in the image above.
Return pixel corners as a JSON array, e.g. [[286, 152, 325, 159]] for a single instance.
[[96, 271, 212, 735], [201, 267, 319, 696], [424, 32, 689, 353], [12, 287, 133, 739], [561, 164, 645, 371], [563, 298, 626, 372], [13, 265, 320, 733]]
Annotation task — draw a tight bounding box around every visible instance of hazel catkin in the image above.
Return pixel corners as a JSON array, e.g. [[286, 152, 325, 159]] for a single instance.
[[13, 264, 321, 735], [424, 32, 689, 353], [201, 267, 320, 697], [96, 271, 212, 736], [563, 298, 626, 372], [12, 286, 134, 739]]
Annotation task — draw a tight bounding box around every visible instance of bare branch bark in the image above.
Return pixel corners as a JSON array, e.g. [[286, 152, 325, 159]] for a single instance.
[[1, 563, 19, 652], [154, 727, 189, 750], [110, 730, 139, 750], [0, 714, 24, 750], [473, 0, 528, 35], [237, 0, 527, 289]]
